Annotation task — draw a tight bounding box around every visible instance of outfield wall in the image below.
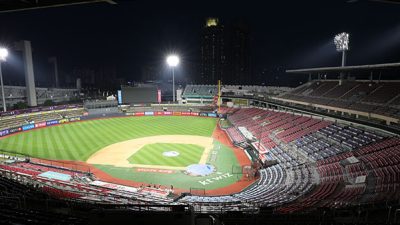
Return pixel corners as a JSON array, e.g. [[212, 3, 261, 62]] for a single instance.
[[0, 111, 224, 139], [0, 116, 83, 138]]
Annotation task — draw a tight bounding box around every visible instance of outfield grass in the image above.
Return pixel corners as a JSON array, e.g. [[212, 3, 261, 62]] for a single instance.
[[127, 143, 204, 167], [0, 116, 243, 190], [0, 116, 217, 161]]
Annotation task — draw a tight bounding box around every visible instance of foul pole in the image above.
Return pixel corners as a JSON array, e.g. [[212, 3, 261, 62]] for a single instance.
[[218, 80, 221, 113]]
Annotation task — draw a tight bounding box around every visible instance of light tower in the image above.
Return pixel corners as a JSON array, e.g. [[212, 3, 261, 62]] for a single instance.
[[166, 55, 179, 102], [334, 32, 349, 84], [334, 32, 349, 67], [0, 47, 8, 112]]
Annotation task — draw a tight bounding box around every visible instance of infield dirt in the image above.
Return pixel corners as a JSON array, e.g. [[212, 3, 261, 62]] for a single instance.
[[86, 135, 214, 170]]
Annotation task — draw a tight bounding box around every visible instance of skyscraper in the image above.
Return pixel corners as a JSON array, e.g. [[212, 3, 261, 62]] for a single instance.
[[200, 18, 225, 84], [200, 18, 251, 85], [226, 20, 251, 84]]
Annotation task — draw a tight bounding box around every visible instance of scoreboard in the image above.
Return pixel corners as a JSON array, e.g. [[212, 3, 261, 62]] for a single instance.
[[121, 86, 158, 104]]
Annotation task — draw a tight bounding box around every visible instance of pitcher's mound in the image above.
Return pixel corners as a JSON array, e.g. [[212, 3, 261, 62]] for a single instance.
[[162, 151, 180, 157]]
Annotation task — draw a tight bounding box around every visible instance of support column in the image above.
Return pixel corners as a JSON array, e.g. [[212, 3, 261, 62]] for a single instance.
[[21, 40, 37, 107]]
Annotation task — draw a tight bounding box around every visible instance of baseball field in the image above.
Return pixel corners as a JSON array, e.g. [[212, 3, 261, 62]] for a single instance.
[[0, 116, 248, 191]]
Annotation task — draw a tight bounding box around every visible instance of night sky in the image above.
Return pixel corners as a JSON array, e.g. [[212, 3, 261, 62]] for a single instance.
[[0, 0, 399, 87]]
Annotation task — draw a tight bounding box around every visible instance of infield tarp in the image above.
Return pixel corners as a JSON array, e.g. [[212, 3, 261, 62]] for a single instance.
[[38, 171, 72, 181]]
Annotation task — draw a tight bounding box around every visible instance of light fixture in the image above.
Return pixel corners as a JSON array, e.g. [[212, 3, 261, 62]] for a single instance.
[[334, 32, 349, 52], [0, 47, 8, 61], [166, 55, 179, 67]]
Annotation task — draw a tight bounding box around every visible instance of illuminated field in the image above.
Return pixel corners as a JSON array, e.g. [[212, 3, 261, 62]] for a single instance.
[[0, 116, 242, 190]]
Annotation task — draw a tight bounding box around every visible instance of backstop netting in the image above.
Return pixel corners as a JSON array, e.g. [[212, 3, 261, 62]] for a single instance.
[[232, 165, 257, 180]]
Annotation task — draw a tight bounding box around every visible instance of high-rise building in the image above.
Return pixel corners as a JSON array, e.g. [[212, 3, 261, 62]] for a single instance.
[[226, 20, 251, 84], [200, 18, 251, 85], [200, 18, 225, 84]]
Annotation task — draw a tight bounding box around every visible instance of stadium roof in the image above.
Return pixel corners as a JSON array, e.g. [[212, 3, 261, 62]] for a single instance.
[[0, 0, 116, 13], [286, 62, 400, 74]]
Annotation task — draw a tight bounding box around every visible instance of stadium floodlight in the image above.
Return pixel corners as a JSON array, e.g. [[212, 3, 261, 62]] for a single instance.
[[334, 32, 349, 67], [0, 47, 8, 62], [334, 32, 349, 51], [0, 47, 8, 112], [166, 55, 180, 102], [166, 55, 179, 67]]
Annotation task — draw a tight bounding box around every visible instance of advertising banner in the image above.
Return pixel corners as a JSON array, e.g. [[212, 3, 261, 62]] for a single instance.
[[173, 112, 182, 116], [117, 90, 122, 105], [144, 111, 154, 116], [35, 122, 47, 128], [58, 119, 69, 124], [135, 112, 145, 116], [155, 111, 164, 116], [163, 111, 172, 115], [69, 117, 81, 122], [22, 124, 35, 131], [0, 129, 9, 137], [199, 112, 208, 117], [46, 120, 59, 126], [181, 112, 191, 116], [9, 127, 22, 134], [191, 112, 199, 116], [157, 89, 161, 104], [207, 113, 217, 117]]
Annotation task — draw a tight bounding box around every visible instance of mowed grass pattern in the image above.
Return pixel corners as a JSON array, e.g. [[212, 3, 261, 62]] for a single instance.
[[128, 143, 204, 167], [0, 117, 217, 161]]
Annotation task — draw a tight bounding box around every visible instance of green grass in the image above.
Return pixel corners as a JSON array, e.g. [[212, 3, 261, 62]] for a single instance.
[[127, 143, 204, 167], [0, 116, 217, 161], [95, 140, 241, 190], [0, 116, 242, 190]]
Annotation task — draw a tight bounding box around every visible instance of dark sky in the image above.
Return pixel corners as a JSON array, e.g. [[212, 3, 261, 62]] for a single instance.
[[0, 0, 399, 87]]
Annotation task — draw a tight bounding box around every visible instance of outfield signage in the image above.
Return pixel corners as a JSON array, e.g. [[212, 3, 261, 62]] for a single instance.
[[207, 113, 217, 117], [35, 122, 47, 128], [9, 127, 22, 134], [199, 112, 208, 117], [46, 120, 59, 126], [58, 119, 69, 124], [69, 117, 81, 122], [0, 116, 82, 138], [129, 111, 217, 117], [0, 129, 9, 137], [22, 124, 35, 131]]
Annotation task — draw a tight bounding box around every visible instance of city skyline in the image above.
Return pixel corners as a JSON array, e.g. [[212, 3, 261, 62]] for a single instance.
[[0, 0, 399, 88]]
